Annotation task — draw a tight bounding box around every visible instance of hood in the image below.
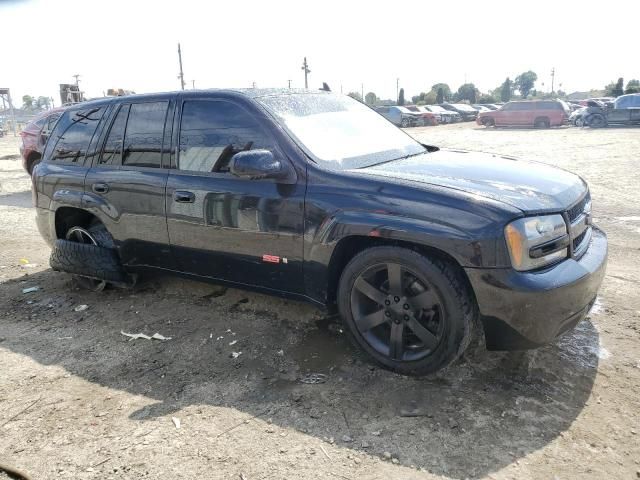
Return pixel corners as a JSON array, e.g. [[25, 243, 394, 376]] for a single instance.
[[356, 149, 586, 213]]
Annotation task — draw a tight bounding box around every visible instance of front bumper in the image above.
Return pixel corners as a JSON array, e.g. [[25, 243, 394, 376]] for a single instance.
[[465, 227, 607, 350]]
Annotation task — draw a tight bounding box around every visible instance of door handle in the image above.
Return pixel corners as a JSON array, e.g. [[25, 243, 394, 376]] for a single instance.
[[92, 183, 109, 194], [173, 190, 195, 203]]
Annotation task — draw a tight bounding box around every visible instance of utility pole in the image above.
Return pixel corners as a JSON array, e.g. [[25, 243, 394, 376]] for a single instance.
[[396, 78, 399, 104], [550, 67, 555, 94], [177, 43, 186, 91], [191, 80, 195, 89], [287, 79, 291, 89], [73, 74, 81, 87], [301, 57, 310, 89]]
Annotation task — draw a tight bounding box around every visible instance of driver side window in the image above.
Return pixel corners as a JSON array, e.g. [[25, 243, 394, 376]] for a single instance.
[[178, 100, 276, 173]]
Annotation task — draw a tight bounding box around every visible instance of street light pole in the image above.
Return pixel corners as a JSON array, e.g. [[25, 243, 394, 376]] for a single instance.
[[177, 43, 186, 91], [301, 57, 310, 89]]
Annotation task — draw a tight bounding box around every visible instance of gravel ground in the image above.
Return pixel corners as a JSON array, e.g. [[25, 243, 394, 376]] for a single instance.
[[0, 124, 639, 480]]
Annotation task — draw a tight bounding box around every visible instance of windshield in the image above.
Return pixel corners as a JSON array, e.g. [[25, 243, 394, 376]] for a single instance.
[[258, 93, 426, 170], [426, 105, 446, 113]]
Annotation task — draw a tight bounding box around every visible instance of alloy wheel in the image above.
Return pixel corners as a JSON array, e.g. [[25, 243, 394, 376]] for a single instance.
[[349, 262, 444, 362]]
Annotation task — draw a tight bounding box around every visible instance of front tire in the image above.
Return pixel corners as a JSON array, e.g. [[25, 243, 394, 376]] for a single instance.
[[337, 246, 477, 375]]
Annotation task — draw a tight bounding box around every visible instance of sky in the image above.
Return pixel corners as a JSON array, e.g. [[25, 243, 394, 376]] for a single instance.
[[1, 0, 639, 107]]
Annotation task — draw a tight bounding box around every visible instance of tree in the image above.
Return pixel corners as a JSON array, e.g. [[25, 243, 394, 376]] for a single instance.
[[347, 92, 363, 102], [36, 96, 51, 110], [456, 83, 478, 103], [436, 87, 444, 104], [514, 71, 537, 98], [22, 95, 34, 110], [365, 92, 377, 105], [500, 77, 513, 102], [398, 88, 405, 105], [611, 77, 624, 97], [431, 83, 451, 101], [477, 94, 497, 104], [625, 79, 640, 94]]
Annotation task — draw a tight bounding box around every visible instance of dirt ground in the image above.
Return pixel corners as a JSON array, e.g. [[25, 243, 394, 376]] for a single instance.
[[0, 124, 639, 480]]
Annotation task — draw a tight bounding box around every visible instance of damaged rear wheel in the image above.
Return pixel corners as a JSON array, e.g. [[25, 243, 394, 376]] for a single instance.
[[65, 226, 109, 291]]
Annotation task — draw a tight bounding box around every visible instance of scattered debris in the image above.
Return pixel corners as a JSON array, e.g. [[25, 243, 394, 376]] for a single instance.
[[120, 331, 172, 341], [383, 451, 392, 460], [172, 417, 181, 429], [299, 373, 327, 384], [341, 435, 353, 443], [319, 445, 331, 460], [230, 352, 242, 359], [19, 258, 30, 265], [74, 304, 89, 312], [22, 287, 39, 294], [229, 340, 237, 346], [276, 349, 284, 356]]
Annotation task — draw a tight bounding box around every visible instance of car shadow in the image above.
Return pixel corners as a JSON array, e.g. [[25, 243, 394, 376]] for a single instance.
[[0, 269, 600, 479]]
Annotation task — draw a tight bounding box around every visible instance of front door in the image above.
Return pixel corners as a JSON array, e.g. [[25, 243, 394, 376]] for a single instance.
[[84, 99, 174, 268], [166, 97, 305, 294]]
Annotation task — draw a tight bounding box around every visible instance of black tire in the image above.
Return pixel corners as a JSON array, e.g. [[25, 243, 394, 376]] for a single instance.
[[50, 222, 126, 289], [534, 117, 550, 129], [401, 117, 410, 128], [587, 113, 607, 128], [482, 117, 495, 127], [337, 246, 477, 375], [27, 157, 41, 176]]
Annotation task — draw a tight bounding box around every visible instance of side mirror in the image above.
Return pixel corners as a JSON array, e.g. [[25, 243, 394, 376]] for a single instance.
[[229, 150, 291, 181]]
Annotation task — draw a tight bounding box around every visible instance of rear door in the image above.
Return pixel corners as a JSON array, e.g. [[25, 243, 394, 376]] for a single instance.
[[165, 95, 305, 293], [84, 98, 175, 269]]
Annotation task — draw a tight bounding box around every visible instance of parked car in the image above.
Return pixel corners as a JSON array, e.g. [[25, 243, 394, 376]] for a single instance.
[[20, 107, 65, 174], [440, 103, 479, 121], [476, 104, 500, 111], [604, 93, 640, 126], [472, 105, 492, 113], [375, 106, 422, 127], [404, 105, 438, 126], [477, 100, 570, 128], [422, 105, 461, 123], [36, 89, 607, 375], [571, 94, 640, 128]]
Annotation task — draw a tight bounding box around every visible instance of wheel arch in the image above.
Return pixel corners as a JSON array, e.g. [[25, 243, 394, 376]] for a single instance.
[[26, 151, 42, 174], [534, 116, 550, 127], [54, 207, 101, 239], [325, 235, 476, 308]]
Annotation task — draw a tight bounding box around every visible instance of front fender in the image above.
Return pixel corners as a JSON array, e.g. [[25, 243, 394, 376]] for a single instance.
[[303, 209, 506, 305]]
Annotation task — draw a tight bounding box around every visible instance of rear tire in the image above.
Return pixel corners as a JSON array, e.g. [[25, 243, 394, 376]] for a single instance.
[[534, 117, 550, 129], [482, 117, 495, 127], [337, 246, 477, 375], [401, 118, 410, 128], [51, 221, 122, 291]]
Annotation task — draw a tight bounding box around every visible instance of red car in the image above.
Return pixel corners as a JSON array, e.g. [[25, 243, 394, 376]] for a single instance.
[[477, 100, 570, 128], [20, 107, 65, 174]]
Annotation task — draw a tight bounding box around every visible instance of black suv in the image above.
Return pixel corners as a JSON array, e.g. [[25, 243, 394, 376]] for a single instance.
[[34, 89, 607, 375]]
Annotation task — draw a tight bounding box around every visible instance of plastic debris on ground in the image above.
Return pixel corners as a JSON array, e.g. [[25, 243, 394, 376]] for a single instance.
[[230, 351, 242, 359], [22, 287, 39, 294], [299, 373, 328, 384], [172, 417, 181, 429], [120, 331, 172, 341], [74, 304, 89, 312]]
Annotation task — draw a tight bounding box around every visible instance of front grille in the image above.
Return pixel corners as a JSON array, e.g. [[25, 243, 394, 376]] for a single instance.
[[567, 191, 590, 222], [572, 229, 588, 250]]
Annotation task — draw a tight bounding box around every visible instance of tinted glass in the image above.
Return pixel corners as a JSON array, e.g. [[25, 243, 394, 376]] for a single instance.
[[537, 101, 561, 110], [48, 107, 106, 164], [122, 102, 168, 168], [100, 104, 130, 165], [178, 100, 275, 173]]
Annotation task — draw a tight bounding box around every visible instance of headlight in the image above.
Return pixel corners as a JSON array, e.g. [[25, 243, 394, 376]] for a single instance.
[[504, 214, 569, 271]]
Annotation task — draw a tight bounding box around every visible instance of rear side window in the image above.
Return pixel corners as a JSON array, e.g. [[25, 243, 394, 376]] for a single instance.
[[46, 107, 106, 164], [122, 102, 169, 168], [537, 101, 562, 110], [99, 104, 130, 166], [178, 100, 276, 173]]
